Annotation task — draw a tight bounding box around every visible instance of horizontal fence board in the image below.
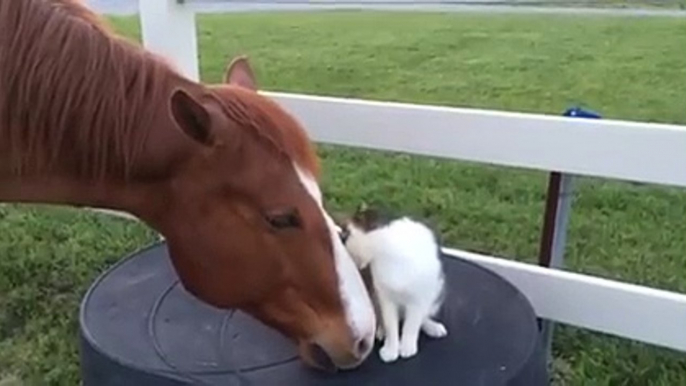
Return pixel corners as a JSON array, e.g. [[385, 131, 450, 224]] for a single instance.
[[444, 247, 686, 352], [265, 91, 686, 188]]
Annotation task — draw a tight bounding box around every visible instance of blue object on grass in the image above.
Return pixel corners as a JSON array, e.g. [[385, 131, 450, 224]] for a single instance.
[[563, 106, 602, 119]]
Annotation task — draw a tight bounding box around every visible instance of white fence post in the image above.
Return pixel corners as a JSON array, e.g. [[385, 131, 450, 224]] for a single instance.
[[139, 0, 200, 81]]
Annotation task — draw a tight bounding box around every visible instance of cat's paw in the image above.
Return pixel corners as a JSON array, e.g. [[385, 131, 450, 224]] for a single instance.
[[399, 340, 418, 359], [422, 320, 448, 338], [375, 325, 385, 341], [379, 344, 399, 363]]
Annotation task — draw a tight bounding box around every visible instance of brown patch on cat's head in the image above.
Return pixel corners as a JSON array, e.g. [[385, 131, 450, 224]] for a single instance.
[[350, 202, 394, 232]]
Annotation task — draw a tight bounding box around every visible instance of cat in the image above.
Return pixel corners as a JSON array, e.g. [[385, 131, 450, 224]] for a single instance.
[[338, 203, 448, 363]]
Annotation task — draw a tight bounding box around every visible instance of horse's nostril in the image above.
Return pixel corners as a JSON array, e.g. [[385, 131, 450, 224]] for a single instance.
[[355, 337, 371, 358], [309, 343, 337, 373]]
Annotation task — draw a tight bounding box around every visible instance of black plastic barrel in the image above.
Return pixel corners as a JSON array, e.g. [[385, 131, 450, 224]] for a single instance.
[[79, 242, 549, 386]]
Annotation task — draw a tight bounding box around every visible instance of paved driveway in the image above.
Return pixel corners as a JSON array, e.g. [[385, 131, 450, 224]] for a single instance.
[[85, 0, 685, 17], [86, 0, 139, 14]]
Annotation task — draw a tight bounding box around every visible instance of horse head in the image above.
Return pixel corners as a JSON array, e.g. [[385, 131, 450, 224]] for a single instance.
[[146, 57, 376, 371]]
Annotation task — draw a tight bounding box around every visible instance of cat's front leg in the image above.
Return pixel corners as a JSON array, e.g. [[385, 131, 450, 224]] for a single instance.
[[376, 290, 400, 363], [399, 302, 432, 359]]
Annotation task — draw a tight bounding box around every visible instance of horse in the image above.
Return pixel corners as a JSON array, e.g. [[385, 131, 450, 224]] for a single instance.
[[0, 0, 375, 371]]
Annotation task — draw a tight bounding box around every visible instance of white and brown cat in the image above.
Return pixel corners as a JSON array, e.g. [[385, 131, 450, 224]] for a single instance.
[[337, 203, 447, 363]]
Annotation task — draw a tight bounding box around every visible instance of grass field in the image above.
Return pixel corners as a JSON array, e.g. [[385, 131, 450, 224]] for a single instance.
[[1, 11, 685, 386], [543, 0, 686, 8]]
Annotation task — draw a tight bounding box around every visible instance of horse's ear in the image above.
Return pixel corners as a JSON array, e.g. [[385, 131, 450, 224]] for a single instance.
[[223, 55, 257, 91], [170, 88, 215, 146]]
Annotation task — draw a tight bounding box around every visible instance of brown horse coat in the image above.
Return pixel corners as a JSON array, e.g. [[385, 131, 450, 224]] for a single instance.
[[0, 0, 375, 371]]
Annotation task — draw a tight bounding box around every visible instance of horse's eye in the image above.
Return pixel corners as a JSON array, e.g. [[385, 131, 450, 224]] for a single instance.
[[265, 208, 302, 230]]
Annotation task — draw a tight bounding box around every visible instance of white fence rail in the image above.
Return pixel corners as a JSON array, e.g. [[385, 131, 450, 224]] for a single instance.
[[446, 248, 686, 352], [87, 0, 686, 354], [266, 92, 686, 188]]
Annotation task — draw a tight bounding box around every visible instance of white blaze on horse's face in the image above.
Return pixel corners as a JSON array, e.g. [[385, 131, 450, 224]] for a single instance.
[[293, 163, 376, 359]]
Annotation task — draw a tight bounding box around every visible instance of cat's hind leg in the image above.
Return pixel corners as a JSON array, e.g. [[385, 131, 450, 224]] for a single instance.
[[421, 318, 448, 338], [375, 322, 385, 341], [421, 280, 448, 338]]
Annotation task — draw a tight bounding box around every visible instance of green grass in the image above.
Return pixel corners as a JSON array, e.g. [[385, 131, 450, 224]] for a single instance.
[[539, 0, 686, 9], [1, 11, 685, 386]]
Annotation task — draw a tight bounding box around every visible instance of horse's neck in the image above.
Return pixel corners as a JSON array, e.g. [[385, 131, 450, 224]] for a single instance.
[[0, 114, 189, 222], [0, 172, 149, 209], [0, 0, 199, 224]]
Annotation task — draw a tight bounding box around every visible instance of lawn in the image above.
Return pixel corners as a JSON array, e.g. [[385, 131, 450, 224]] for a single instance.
[[1, 10, 685, 386], [546, 0, 686, 8]]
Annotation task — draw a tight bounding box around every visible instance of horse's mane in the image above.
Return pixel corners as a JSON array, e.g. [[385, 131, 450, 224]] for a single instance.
[[0, 0, 180, 180], [211, 86, 322, 179]]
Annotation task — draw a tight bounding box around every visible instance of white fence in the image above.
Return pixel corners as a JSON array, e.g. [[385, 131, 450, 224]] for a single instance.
[[95, 0, 686, 355]]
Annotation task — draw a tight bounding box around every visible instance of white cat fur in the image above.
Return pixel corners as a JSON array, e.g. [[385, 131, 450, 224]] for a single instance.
[[343, 217, 447, 363]]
